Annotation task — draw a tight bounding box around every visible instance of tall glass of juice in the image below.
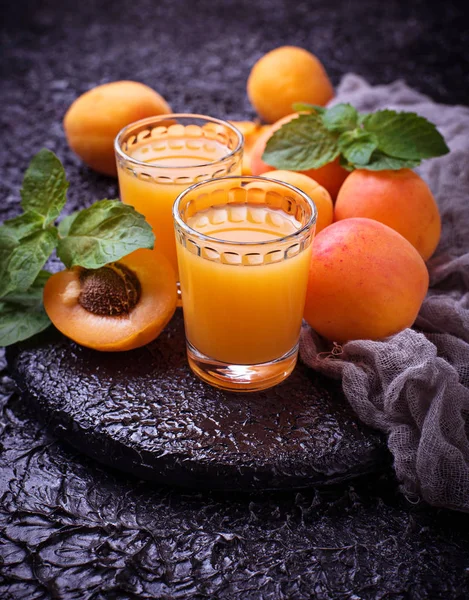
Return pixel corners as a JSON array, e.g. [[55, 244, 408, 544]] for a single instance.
[[114, 115, 243, 282], [173, 176, 317, 392]]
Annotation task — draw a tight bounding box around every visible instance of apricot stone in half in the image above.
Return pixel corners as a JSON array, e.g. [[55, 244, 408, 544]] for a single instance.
[[44, 249, 177, 351]]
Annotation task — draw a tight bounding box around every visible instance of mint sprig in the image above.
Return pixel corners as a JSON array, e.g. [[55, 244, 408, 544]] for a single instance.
[[21, 148, 69, 227], [263, 104, 449, 172], [264, 113, 340, 171], [322, 103, 358, 133], [0, 149, 155, 346], [57, 200, 155, 269], [0, 272, 52, 346], [360, 110, 449, 160]]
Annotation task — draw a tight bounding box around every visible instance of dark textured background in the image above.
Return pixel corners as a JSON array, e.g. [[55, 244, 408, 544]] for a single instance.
[[2, 0, 469, 598]]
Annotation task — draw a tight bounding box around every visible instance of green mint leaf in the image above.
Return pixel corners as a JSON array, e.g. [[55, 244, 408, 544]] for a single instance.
[[2, 228, 58, 297], [339, 154, 355, 171], [0, 270, 52, 346], [361, 150, 421, 171], [322, 104, 358, 132], [292, 103, 326, 114], [338, 129, 379, 166], [357, 112, 371, 126], [0, 229, 19, 296], [2, 212, 45, 239], [58, 212, 79, 238], [0, 301, 50, 346], [20, 149, 69, 227], [361, 110, 450, 160], [2, 270, 51, 306], [262, 114, 340, 171], [57, 200, 155, 269]]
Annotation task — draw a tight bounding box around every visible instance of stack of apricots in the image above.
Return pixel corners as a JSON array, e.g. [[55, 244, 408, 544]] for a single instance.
[[56, 45, 436, 350]]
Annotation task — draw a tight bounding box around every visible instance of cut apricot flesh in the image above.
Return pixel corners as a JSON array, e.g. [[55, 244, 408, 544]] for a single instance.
[[43, 249, 177, 351]]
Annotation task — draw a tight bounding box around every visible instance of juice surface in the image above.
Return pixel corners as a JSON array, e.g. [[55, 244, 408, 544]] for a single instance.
[[187, 204, 301, 241], [178, 204, 313, 365], [117, 137, 237, 275]]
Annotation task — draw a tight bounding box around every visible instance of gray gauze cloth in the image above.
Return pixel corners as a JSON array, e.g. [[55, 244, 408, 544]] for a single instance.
[[300, 74, 469, 512]]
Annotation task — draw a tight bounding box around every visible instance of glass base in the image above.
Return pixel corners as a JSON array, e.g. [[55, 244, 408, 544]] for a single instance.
[[186, 341, 298, 392]]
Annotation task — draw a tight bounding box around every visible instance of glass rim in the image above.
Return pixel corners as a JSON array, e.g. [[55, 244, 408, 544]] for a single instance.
[[172, 175, 318, 248], [114, 113, 244, 171]]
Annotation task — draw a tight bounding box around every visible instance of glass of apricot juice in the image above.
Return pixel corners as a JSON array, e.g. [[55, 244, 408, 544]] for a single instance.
[[173, 176, 317, 392], [114, 114, 244, 283]]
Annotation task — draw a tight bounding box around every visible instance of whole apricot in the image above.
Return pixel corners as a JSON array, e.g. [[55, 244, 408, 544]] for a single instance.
[[247, 46, 334, 123], [63, 81, 171, 176], [229, 121, 271, 175], [250, 113, 348, 199], [303, 218, 429, 343], [262, 170, 333, 234], [334, 169, 441, 261], [44, 249, 177, 351]]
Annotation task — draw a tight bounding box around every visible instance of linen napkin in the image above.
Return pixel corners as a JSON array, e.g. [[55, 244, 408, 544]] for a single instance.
[[300, 74, 469, 512]]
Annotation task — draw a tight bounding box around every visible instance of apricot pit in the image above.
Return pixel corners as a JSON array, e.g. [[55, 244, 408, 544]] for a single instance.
[[78, 263, 141, 316]]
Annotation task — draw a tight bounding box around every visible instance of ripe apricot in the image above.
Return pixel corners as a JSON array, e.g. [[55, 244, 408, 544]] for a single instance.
[[43, 249, 177, 351], [334, 169, 441, 261], [247, 46, 334, 124], [250, 114, 349, 199], [229, 121, 271, 175], [262, 170, 333, 234], [63, 81, 171, 176], [303, 218, 429, 343]]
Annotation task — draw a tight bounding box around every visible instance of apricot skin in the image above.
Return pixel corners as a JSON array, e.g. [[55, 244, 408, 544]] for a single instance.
[[229, 121, 271, 175], [303, 218, 429, 343], [262, 170, 333, 234], [247, 46, 334, 124], [333, 169, 441, 261], [63, 81, 171, 177], [250, 114, 349, 199], [43, 249, 177, 351]]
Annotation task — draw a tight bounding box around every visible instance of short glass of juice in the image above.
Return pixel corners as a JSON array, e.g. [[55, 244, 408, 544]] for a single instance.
[[173, 176, 317, 392], [114, 114, 244, 281]]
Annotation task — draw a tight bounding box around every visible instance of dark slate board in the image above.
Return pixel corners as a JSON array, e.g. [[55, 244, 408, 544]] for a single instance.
[[6, 310, 388, 491]]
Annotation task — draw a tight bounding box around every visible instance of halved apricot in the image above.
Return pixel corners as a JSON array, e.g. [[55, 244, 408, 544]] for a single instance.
[[44, 249, 177, 351]]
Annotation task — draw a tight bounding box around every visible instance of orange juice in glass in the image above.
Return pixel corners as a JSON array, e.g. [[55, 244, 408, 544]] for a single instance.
[[173, 176, 317, 392], [114, 115, 243, 282]]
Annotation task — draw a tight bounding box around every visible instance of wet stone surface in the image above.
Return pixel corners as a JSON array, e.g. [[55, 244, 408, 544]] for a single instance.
[[2, 0, 469, 597], [2, 354, 469, 599]]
